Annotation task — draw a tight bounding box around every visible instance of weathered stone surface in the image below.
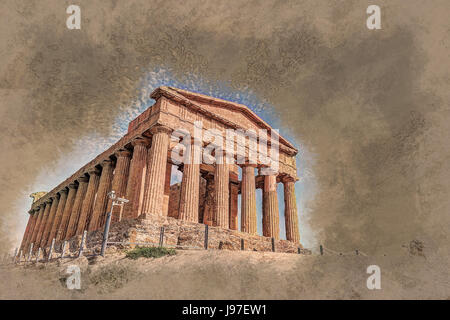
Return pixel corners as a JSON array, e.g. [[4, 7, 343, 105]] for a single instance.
[[141, 126, 171, 217], [48, 189, 67, 245], [56, 183, 77, 241], [229, 183, 239, 230], [41, 196, 59, 247], [76, 169, 100, 235], [262, 175, 280, 239], [283, 177, 300, 243], [89, 160, 113, 231], [41, 215, 308, 258], [241, 165, 257, 234], [167, 183, 181, 218], [124, 138, 149, 219], [20, 213, 34, 250], [36, 201, 52, 248], [65, 177, 89, 239], [214, 159, 229, 228], [109, 150, 131, 222], [23, 211, 38, 251]]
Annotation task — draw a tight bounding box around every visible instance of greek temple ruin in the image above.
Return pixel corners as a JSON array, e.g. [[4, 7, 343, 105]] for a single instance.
[[19, 86, 304, 257]]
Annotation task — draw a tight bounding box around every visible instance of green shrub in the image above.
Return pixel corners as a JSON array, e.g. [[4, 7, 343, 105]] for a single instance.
[[126, 246, 176, 259], [89, 264, 138, 293]]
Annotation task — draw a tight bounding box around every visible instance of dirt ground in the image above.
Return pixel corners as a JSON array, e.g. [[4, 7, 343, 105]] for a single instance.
[[1, 249, 449, 300]]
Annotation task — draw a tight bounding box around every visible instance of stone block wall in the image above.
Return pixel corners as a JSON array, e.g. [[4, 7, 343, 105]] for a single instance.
[[38, 213, 309, 259]]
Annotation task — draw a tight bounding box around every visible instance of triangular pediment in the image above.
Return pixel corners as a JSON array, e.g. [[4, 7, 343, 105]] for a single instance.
[[151, 86, 297, 152]]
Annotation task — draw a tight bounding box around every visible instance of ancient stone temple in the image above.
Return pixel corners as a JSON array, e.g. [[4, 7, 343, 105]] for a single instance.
[[19, 86, 303, 256]]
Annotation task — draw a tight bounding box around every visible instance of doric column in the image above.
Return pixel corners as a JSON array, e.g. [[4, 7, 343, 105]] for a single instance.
[[283, 176, 300, 243], [20, 211, 34, 250], [214, 155, 229, 228], [48, 189, 67, 243], [29, 205, 45, 248], [162, 161, 172, 216], [179, 142, 201, 222], [124, 138, 149, 219], [75, 169, 100, 235], [89, 160, 114, 231], [36, 200, 52, 248], [229, 183, 239, 230], [142, 126, 171, 217], [262, 174, 280, 239], [56, 183, 77, 241], [25, 210, 39, 250], [42, 196, 59, 247], [65, 177, 89, 239], [109, 150, 131, 222], [241, 165, 257, 234], [201, 174, 215, 225]]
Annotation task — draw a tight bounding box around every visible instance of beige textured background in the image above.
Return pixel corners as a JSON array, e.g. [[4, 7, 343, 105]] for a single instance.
[[0, 0, 449, 299]]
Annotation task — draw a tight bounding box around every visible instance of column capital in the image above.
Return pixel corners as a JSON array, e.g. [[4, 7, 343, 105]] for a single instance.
[[68, 183, 78, 189], [58, 188, 68, 195], [131, 137, 150, 147], [115, 149, 131, 158], [150, 125, 172, 136], [259, 165, 279, 176], [281, 175, 297, 183], [88, 168, 101, 176], [101, 159, 113, 167], [78, 176, 89, 183], [240, 163, 258, 168]]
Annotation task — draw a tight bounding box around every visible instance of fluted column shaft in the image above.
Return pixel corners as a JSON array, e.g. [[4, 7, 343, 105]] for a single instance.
[[42, 197, 59, 246], [124, 139, 148, 219], [25, 212, 38, 250], [89, 160, 114, 231], [48, 190, 67, 243], [30, 206, 44, 247], [65, 177, 89, 239], [20, 214, 33, 250], [214, 157, 229, 228], [201, 176, 215, 225], [229, 183, 239, 230], [241, 165, 257, 234], [283, 178, 300, 243], [26, 209, 39, 250], [142, 126, 171, 217], [163, 162, 172, 216], [76, 170, 100, 235], [179, 142, 201, 222], [36, 201, 52, 248], [262, 175, 280, 239], [109, 150, 131, 222], [57, 184, 77, 241]]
